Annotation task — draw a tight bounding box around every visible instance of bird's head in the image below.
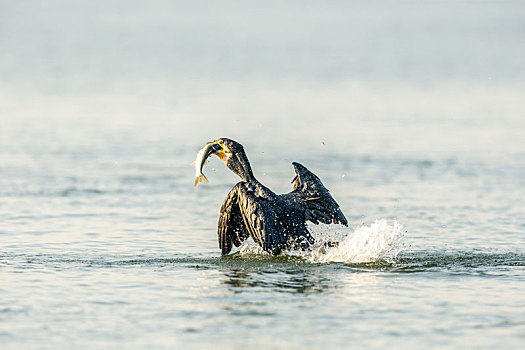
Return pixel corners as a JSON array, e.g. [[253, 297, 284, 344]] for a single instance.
[[205, 138, 255, 182], [207, 138, 237, 161]]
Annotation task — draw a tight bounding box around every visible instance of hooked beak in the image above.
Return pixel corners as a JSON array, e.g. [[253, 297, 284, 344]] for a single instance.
[[210, 141, 225, 160]]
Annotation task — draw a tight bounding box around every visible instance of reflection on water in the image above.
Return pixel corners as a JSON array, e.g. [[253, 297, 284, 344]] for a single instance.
[[223, 269, 337, 295]]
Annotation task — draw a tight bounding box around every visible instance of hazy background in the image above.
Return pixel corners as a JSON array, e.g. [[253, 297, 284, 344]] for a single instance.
[[2, 0, 524, 162]]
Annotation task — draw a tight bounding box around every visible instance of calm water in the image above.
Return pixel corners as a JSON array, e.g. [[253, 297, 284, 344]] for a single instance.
[[1, 1, 525, 349]]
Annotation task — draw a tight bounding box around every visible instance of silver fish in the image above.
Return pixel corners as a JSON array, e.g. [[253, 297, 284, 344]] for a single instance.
[[194, 142, 222, 187]]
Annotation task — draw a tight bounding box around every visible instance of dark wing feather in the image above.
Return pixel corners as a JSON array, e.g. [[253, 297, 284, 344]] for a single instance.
[[281, 162, 348, 226], [218, 182, 286, 255], [218, 184, 250, 255]]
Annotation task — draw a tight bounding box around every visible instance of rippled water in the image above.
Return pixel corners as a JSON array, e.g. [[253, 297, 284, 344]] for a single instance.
[[2, 114, 524, 349], [2, 1, 525, 349]]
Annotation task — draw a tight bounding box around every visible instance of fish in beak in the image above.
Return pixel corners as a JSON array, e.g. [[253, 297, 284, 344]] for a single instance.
[[194, 141, 224, 187]]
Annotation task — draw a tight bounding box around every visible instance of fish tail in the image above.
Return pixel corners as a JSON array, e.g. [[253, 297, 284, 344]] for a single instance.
[[194, 174, 209, 187]]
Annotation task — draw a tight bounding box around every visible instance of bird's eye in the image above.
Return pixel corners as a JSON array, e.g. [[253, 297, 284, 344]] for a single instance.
[[218, 140, 224, 146]]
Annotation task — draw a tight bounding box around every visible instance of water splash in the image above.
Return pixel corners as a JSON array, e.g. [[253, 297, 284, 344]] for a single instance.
[[304, 219, 406, 263], [239, 219, 407, 264]]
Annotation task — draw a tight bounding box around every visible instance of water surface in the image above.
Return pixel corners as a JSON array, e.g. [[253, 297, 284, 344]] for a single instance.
[[1, 1, 525, 349]]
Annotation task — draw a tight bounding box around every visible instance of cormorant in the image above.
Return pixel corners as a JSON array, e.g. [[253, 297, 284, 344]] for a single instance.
[[194, 138, 348, 255]]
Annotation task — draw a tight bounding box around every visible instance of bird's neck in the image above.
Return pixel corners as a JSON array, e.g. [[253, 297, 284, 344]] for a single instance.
[[231, 152, 257, 184]]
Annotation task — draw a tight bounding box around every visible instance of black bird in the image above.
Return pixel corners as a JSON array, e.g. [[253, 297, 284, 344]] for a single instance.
[[194, 138, 348, 255]]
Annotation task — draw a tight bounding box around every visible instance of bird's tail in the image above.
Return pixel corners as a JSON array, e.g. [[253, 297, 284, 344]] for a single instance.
[[194, 174, 209, 187]]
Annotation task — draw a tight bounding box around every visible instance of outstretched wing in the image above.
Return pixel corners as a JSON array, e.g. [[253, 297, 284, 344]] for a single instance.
[[281, 162, 348, 226], [218, 183, 287, 255], [218, 184, 250, 255]]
